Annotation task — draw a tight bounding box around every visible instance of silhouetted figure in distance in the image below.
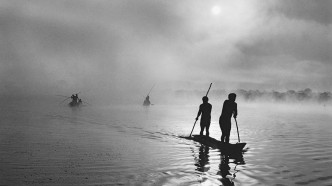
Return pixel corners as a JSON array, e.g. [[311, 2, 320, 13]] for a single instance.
[[69, 94, 80, 107], [70, 94, 75, 103], [71, 94, 79, 103], [196, 96, 212, 136], [143, 96, 151, 106], [219, 93, 237, 143]]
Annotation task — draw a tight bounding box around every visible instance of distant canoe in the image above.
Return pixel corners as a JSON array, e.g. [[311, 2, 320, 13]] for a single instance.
[[143, 100, 151, 106], [68, 101, 81, 107], [191, 135, 246, 154]]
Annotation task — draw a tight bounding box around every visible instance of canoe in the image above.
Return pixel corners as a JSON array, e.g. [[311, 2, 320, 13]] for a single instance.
[[143, 100, 151, 106], [191, 135, 246, 154], [69, 101, 81, 107]]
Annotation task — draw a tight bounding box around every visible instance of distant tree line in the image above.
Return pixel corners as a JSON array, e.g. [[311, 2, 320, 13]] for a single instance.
[[235, 88, 332, 103], [174, 88, 332, 103]]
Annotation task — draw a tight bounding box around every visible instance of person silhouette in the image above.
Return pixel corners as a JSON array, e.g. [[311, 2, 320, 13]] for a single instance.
[[143, 96, 151, 106], [196, 96, 212, 136], [78, 99, 82, 105], [71, 94, 78, 103], [219, 93, 237, 143]]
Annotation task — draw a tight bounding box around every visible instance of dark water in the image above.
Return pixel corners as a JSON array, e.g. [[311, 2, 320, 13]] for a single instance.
[[0, 100, 332, 185]]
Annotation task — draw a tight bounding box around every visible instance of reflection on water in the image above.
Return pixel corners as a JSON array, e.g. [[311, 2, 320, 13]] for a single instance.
[[193, 143, 246, 186], [218, 155, 235, 186], [1, 101, 332, 185], [195, 145, 210, 172]]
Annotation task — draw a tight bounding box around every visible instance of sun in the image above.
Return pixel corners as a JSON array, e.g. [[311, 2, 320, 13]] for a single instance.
[[211, 6, 221, 15]]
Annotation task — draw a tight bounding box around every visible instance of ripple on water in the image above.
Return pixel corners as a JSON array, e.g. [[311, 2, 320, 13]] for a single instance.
[[1, 104, 332, 186]]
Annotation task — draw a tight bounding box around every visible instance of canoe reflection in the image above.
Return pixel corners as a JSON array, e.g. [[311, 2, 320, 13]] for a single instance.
[[193, 144, 245, 186]]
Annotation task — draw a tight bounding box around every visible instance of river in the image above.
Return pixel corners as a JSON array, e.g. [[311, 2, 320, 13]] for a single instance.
[[0, 98, 331, 185]]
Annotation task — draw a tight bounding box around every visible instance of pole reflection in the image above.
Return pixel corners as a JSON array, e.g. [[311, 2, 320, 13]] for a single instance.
[[193, 144, 245, 186], [217, 152, 245, 186]]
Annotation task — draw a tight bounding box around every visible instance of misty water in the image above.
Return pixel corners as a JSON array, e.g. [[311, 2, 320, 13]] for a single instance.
[[1, 98, 332, 186]]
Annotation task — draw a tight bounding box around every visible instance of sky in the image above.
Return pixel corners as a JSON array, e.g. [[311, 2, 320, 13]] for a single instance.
[[0, 0, 331, 103]]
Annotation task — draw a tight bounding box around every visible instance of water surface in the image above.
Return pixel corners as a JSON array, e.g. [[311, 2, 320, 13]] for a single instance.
[[0, 99, 332, 185]]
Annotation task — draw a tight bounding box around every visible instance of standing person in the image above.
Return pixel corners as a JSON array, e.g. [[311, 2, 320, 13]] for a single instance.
[[219, 93, 237, 143], [75, 94, 79, 102], [196, 96, 212, 136], [143, 96, 151, 106], [70, 94, 75, 102]]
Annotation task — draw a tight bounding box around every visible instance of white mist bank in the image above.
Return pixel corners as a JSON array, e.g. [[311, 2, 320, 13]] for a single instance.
[[1, 93, 331, 108]]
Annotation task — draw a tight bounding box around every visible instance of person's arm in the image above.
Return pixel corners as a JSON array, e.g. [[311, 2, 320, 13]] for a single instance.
[[233, 103, 238, 118]]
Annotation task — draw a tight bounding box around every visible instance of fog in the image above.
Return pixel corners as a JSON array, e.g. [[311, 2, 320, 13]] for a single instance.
[[0, 0, 331, 105]]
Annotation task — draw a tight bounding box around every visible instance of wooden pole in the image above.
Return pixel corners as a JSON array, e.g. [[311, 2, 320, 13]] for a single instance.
[[234, 118, 241, 142], [189, 83, 212, 137]]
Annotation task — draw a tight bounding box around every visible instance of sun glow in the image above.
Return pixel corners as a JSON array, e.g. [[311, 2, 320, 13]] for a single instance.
[[211, 6, 221, 15]]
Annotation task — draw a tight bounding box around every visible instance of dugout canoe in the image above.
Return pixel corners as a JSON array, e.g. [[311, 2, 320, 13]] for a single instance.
[[191, 135, 246, 154]]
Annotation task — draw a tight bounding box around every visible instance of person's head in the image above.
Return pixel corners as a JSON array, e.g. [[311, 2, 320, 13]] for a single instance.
[[202, 96, 209, 103], [146, 96, 149, 99], [228, 93, 236, 102]]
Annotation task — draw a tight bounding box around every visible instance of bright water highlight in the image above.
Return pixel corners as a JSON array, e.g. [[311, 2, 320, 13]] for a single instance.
[[0, 100, 332, 185]]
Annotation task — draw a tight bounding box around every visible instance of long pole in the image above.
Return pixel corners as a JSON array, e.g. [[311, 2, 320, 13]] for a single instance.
[[234, 118, 241, 142], [60, 97, 71, 104], [205, 83, 212, 96], [147, 84, 155, 96], [189, 83, 212, 137], [189, 120, 198, 137]]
